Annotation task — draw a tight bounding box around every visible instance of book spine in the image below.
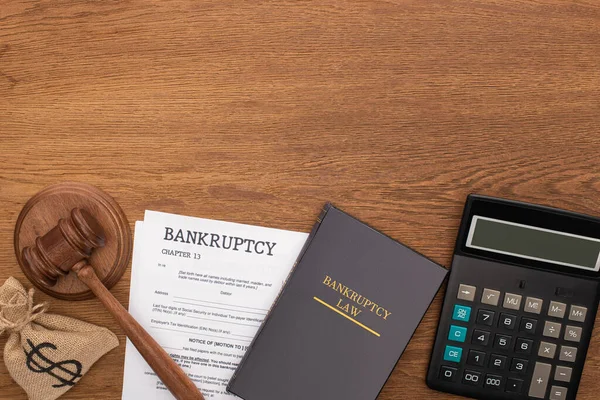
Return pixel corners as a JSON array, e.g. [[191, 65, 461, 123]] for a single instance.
[[227, 203, 332, 390]]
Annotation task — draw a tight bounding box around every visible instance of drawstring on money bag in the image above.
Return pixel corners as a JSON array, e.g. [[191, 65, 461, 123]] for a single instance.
[[0, 288, 47, 336], [0, 277, 119, 400]]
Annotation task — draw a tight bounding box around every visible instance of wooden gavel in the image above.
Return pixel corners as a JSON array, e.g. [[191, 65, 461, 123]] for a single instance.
[[22, 208, 205, 400]]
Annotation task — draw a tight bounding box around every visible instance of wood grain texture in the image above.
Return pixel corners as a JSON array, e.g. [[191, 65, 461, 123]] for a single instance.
[[0, 0, 599, 399]]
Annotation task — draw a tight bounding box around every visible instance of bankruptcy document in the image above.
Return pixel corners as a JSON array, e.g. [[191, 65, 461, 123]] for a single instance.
[[122, 211, 308, 399]]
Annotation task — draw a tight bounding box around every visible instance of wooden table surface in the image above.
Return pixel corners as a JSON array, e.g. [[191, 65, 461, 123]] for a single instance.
[[1, 1, 599, 399]]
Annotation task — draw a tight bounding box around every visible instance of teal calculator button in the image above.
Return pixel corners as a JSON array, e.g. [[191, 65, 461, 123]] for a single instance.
[[448, 325, 468, 342], [443, 345, 463, 363], [453, 304, 471, 322]]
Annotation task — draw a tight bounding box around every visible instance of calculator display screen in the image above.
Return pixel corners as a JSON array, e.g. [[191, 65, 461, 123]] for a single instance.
[[466, 216, 600, 272]]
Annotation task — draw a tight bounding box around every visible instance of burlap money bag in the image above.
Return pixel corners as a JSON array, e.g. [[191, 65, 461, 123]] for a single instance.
[[0, 277, 119, 400]]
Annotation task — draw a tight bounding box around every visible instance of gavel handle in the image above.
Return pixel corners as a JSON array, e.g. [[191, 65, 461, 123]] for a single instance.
[[74, 263, 205, 400]]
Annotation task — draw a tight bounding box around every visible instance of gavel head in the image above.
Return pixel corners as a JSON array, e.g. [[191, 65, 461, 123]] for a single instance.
[[22, 208, 106, 288]]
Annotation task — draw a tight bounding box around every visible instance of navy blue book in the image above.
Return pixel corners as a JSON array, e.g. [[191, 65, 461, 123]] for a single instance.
[[227, 204, 448, 400]]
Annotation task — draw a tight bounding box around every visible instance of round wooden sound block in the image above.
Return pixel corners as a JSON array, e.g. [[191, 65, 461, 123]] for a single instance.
[[14, 182, 132, 301]]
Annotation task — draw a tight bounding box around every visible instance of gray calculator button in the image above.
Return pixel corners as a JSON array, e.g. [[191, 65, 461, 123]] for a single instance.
[[538, 341, 557, 359], [569, 305, 587, 322], [503, 293, 522, 310], [481, 288, 501, 306], [555, 366, 572, 382], [543, 321, 562, 339], [559, 346, 578, 362], [524, 297, 543, 314], [529, 362, 551, 398], [550, 386, 568, 400], [548, 301, 567, 318], [564, 325, 582, 343], [457, 284, 476, 302]]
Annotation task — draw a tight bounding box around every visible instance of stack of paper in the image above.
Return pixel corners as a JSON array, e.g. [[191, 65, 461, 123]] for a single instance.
[[122, 211, 308, 399]]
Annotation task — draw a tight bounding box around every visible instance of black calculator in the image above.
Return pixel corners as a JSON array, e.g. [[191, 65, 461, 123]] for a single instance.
[[427, 195, 600, 400]]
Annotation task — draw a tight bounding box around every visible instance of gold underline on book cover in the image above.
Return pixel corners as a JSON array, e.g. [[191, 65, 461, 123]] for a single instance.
[[313, 297, 381, 337]]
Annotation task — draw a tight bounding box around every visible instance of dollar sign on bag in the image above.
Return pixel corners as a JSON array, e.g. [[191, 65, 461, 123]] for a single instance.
[[24, 339, 83, 388]]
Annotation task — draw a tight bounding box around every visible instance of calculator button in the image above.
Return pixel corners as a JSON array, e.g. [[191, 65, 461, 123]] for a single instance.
[[520, 317, 538, 334], [476, 309, 495, 326], [529, 362, 551, 399], [452, 304, 472, 322], [524, 297, 543, 314], [472, 329, 491, 346], [543, 321, 562, 338], [493, 334, 512, 350], [489, 353, 507, 370], [569, 305, 587, 322], [559, 345, 577, 362], [550, 386, 568, 400], [462, 369, 482, 386], [443, 345, 463, 363], [457, 284, 476, 302], [564, 325, 582, 343], [548, 301, 567, 318], [555, 366, 572, 382], [467, 350, 486, 366], [481, 288, 501, 306], [538, 341, 557, 359], [448, 325, 468, 343], [503, 293, 522, 310], [506, 377, 524, 394], [484, 374, 504, 390], [515, 338, 534, 355], [439, 365, 459, 382], [499, 313, 517, 330], [509, 357, 529, 374]]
